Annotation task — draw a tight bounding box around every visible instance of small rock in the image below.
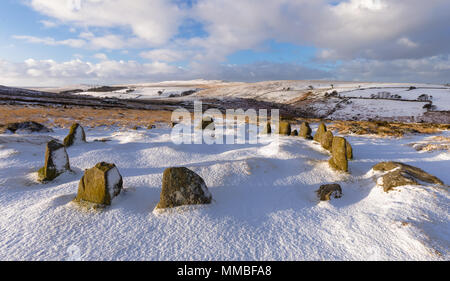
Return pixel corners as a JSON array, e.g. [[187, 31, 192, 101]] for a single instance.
[[63, 123, 86, 147], [321, 131, 333, 151], [299, 122, 313, 139], [156, 167, 212, 209], [75, 162, 123, 205], [38, 140, 71, 182], [313, 122, 327, 142], [317, 184, 342, 201], [329, 137, 348, 172]]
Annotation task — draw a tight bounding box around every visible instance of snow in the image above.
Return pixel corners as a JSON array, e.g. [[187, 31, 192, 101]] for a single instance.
[[0, 126, 448, 261], [330, 99, 428, 120], [339, 87, 450, 111], [106, 167, 121, 199], [52, 147, 69, 172], [73, 126, 84, 144]]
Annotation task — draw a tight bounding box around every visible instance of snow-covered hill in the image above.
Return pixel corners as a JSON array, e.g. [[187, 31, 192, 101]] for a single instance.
[[25, 80, 450, 122], [0, 125, 448, 260]]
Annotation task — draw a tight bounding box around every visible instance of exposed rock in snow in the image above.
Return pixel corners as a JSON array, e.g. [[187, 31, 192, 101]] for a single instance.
[[321, 131, 334, 151], [0, 121, 51, 134], [329, 137, 348, 172], [316, 184, 342, 201], [299, 122, 313, 140], [372, 161, 444, 192], [63, 123, 86, 147], [156, 167, 212, 210], [313, 122, 327, 142], [277, 121, 291, 135], [76, 162, 123, 206], [37, 140, 70, 182]]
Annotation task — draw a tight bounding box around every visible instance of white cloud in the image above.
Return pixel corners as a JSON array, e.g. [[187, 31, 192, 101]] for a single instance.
[[28, 0, 183, 46], [13, 35, 86, 48], [0, 58, 179, 86], [140, 49, 186, 62], [93, 53, 108, 61], [40, 20, 58, 28]]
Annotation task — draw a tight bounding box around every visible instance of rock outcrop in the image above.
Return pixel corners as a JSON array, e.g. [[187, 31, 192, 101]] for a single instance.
[[328, 137, 348, 172], [372, 161, 444, 192], [299, 122, 313, 139], [316, 184, 343, 201], [75, 162, 123, 205], [38, 140, 71, 182], [156, 167, 212, 209], [63, 123, 86, 147]]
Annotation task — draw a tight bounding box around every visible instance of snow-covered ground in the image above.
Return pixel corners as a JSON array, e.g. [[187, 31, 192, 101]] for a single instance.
[[339, 87, 450, 111], [0, 125, 448, 261]]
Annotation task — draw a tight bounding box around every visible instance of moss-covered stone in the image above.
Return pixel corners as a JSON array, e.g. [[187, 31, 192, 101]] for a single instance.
[[313, 122, 327, 142], [346, 141, 353, 160], [156, 167, 212, 209], [291, 129, 298, 136], [75, 162, 123, 206], [63, 123, 86, 147], [373, 161, 444, 192], [316, 184, 342, 201], [37, 140, 70, 182], [299, 122, 313, 139], [329, 136, 348, 172], [278, 121, 291, 135], [321, 131, 334, 151]]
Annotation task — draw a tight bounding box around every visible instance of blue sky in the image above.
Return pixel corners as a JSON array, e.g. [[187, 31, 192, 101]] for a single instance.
[[0, 0, 449, 86]]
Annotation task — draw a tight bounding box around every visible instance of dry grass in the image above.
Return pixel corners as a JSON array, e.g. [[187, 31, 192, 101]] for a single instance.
[[0, 104, 174, 129], [328, 120, 450, 137]]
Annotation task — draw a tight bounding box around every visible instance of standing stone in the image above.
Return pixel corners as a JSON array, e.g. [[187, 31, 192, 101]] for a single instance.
[[156, 167, 212, 209], [76, 162, 123, 206], [321, 131, 334, 151], [291, 129, 298, 136], [346, 140, 353, 160], [316, 184, 343, 201], [329, 136, 348, 172], [314, 122, 327, 142], [38, 140, 71, 182], [299, 122, 313, 139], [64, 123, 86, 147], [260, 122, 271, 134], [278, 121, 291, 135]]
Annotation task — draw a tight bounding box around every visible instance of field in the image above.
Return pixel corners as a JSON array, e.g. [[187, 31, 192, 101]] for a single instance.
[[0, 117, 449, 260]]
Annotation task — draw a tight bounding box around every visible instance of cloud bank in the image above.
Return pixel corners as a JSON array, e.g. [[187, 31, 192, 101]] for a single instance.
[[2, 0, 449, 86]]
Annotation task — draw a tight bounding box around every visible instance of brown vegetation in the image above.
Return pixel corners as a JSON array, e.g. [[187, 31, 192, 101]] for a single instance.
[[328, 120, 450, 137], [0, 104, 173, 129]]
